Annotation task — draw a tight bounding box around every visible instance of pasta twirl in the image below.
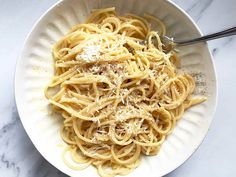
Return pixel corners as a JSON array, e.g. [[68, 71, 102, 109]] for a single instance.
[[45, 7, 206, 177]]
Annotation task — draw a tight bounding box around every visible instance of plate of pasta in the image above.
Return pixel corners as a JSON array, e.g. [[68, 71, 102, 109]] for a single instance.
[[15, 0, 217, 177]]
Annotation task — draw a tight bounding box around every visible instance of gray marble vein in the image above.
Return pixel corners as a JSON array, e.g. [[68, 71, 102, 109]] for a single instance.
[[0, 154, 20, 177], [0, 0, 236, 177], [186, 0, 213, 22], [211, 36, 235, 56]]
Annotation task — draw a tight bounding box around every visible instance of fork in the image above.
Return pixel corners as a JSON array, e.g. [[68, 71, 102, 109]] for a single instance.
[[160, 26, 236, 52]]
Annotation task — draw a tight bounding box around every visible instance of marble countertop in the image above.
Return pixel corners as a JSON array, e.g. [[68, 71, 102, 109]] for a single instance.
[[0, 0, 236, 176]]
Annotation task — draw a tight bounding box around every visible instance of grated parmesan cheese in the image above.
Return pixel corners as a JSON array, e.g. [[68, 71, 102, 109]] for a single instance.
[[76, 42, 101, 62]]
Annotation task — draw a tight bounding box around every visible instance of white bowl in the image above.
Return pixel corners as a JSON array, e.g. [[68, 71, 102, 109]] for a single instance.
[[14, 0, 217, 176]]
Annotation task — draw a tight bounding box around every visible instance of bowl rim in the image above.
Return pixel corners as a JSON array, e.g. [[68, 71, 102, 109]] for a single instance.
[[14, 0, 218, 176]]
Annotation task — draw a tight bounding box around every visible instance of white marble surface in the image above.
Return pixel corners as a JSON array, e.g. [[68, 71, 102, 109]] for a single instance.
[[0, 0, 235, 176]]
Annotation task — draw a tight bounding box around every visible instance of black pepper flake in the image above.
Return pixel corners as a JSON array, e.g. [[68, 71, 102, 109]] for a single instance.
[[123, 43, 135, 55], [139, 40, 146, 45]]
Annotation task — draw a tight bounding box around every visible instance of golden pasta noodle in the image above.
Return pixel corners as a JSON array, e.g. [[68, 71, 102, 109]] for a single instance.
[[45, 7, 206, 177]]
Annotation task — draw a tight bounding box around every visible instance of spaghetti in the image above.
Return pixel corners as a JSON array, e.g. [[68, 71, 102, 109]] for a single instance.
[[45, 7, 206, 177]]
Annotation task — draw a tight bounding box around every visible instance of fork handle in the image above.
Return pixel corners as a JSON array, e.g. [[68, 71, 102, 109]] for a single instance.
[[175, 27, 236, 46]]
